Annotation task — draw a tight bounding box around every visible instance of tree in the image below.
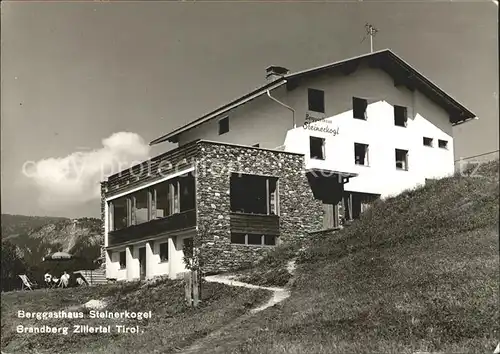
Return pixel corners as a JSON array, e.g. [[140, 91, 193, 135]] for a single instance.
[[182, 222, 209, 273], [1, 240, 27, 291], [182, 222, 210, 306]]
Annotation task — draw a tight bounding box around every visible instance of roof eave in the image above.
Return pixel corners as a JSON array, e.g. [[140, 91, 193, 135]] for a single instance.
[[149, 79, 287, 146], [452, 116, 478, 126]]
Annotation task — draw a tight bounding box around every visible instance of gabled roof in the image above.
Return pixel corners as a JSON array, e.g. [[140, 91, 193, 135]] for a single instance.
[[151, 49, 477, 145]]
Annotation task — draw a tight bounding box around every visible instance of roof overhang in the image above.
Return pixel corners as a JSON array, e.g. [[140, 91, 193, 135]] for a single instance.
[[150, 80, 287, 145], [306, 168, 358, 178], [150, 49, 477, 146], [285, 49, 476, 125]]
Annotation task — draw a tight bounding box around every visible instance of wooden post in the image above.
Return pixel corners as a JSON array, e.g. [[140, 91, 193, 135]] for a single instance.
[[348, 193, 353, 221], [184, 272, 192, 307], [192, 270, 200, 308]]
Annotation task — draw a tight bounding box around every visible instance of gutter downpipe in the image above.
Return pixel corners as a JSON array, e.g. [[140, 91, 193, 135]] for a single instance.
[[266, 84, 296, 129]]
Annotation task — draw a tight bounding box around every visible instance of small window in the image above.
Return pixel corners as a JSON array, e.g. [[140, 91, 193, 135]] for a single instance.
[[395, 149, 409, 171], [394, 105, 408, 127], [230, 233, 276, 246], [231, 233, 246, 244], [438, 139, 448, 149], [119, 251, 126, 269], [218, 117, 229, 135], [310, 136, 325, 160], [159, 242, 168, 262], [308, 88, 325, 113], [423, 137, 433, 147], [353, 97, 368, 120], [263, 235, 276, 246], [252, 143, 260, 148], [354, 143, 369, 166], [247, 234, 263, 245]]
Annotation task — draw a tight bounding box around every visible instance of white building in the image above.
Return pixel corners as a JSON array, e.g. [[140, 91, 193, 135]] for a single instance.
[[151, 49, 476, 222], [103, 49, 477, 281]]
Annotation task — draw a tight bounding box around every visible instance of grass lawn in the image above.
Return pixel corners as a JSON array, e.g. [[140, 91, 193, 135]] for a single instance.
[[2, 160, 498, 353], [233, 244, 298, 287], [1, 278, 270, 354], [189, 160, 500, 354]]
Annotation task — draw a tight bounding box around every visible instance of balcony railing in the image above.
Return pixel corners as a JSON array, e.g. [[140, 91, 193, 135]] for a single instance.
[[230, 212, 280, 235], [108, 209, 196, 247]]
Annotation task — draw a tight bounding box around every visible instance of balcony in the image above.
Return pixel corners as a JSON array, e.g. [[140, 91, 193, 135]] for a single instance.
[[230, 212, 280, 235], [108, 209, 196, 247]]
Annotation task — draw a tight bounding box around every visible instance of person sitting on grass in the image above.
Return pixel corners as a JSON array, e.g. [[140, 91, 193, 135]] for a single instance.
[[59, 271, 70, 288], [44, 272, 52, 288]]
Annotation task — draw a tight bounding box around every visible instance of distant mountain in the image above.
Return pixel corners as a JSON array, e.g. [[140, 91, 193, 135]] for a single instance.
[[1, 214, 68, 240], [1, 214, 103, 270]]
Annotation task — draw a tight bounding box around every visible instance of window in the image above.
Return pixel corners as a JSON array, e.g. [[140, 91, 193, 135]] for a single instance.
[[159, 242, 168, 262], [230, 174, 278, 215], [231, 233, 246, 244], [310, 136, 325, 160], [154, 174, 194, 218], [438, 139, 448, 149], [247, 234, 262, 245], [218, 117, 229, 135], [252, 143, 260, 148], [423, 137, 433, 147], [263, 235, 276, 246], [395, 149, 409, 171], [308, 88, 325, 113], [394, 105, 408, 127], [230, 233, 276, 246], [353, 97, 368, 120], [354, 143, 369, 166], [108, 174, 195, 229], [154, 181, 173, 218], [119, 251, 126, 269], [179, 173, 195, 212], [131, 191, 149, 225], [111, 197, 128, 231]]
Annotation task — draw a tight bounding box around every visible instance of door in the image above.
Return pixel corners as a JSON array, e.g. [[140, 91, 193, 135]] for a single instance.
[[322, 203, 339, 229], [139, 247, 146, 280]]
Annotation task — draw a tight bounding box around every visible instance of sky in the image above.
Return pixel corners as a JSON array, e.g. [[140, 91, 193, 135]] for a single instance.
[[1, 1, 498, 218]]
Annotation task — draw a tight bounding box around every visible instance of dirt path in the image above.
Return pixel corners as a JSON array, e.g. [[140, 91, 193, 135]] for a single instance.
[[203, 274, 291, 314], [178, 260, 296, 354]]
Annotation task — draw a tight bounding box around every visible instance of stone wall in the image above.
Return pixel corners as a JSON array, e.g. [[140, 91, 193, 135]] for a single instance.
[[196, 141, 323, 273]]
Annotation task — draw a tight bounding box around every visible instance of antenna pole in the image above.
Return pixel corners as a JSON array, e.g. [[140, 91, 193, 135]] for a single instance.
[[364, 23, 378, 53]]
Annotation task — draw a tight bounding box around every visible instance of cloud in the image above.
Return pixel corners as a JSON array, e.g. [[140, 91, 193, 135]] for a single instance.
[[23, 132, 151, 208]]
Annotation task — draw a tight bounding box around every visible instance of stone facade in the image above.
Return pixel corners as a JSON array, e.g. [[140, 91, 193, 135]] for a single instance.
[[101, 140, 325, 277], [195, 141, 323, 273]]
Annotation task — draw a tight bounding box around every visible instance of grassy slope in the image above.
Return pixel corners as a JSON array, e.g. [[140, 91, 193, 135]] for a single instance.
[[234, 244, 297, 287], [1, 279, 269, 354], [200, 160, 500, 354]]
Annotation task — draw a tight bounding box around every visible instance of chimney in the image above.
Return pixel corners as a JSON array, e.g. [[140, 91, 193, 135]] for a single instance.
[[266, 65, 290, 82]]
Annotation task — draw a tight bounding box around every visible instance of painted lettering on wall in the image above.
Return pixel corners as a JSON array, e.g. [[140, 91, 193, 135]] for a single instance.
[[303, 113, 339, 136]]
